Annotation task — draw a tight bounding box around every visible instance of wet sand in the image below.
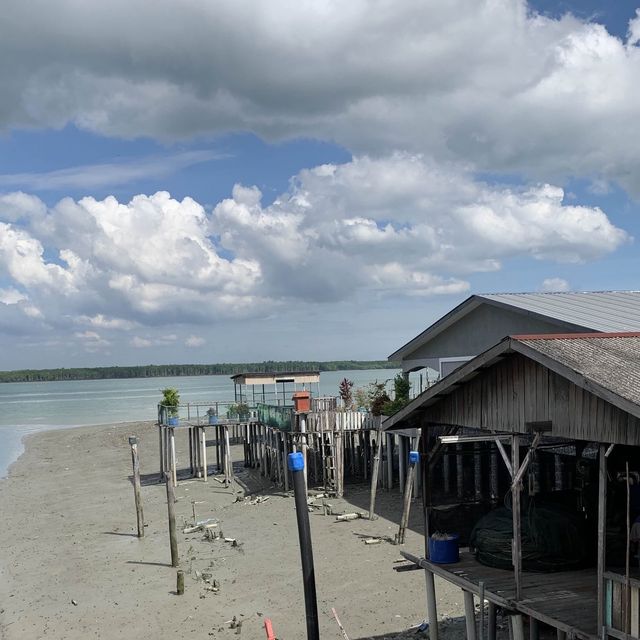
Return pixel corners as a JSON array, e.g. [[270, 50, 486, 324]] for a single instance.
[[0, 421, 499, 639]]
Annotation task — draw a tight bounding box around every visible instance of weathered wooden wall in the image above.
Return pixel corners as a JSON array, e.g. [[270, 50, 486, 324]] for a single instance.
[[422, 353, 640, 445]]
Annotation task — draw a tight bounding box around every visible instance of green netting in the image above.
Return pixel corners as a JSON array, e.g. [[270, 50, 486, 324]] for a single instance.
[[469, 497, 589, 572]]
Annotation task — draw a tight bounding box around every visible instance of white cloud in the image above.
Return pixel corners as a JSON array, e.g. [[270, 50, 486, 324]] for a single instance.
[[0, 150, 224, 192], [2, 2, 640, 190], [540, 277, 571, 292], [130, 336, 153, 348], [0, 154, 629, 351], [185, 335, 205, 347]]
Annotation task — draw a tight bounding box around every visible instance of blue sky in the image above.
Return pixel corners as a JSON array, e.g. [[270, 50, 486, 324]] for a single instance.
[[1, 0, 639, 369]]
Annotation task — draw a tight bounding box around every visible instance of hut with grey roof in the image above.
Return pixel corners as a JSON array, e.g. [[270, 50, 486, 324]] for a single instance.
[[385, 332, 640, 639]]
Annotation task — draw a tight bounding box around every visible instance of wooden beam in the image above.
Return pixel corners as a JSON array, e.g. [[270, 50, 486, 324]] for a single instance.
[[597, 443, 607, 630], [511, 432, 541, 489], [512, 434, 522, 601], [439, 434, 511, 444], [496, 439, 513, 477]]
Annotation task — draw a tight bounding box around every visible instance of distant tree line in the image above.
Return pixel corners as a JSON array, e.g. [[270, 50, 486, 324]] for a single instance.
[[0, 360, 399, 383]]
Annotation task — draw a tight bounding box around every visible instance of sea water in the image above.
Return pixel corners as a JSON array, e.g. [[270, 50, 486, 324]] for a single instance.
[[0, 369, 399, 477]]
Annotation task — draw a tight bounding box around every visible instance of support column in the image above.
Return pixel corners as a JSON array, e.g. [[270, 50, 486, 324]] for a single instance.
[[512, 434, 522, 601], [456, 444, 464, 498], [425, 570, 439, 640], [510, 614, 525, 640], [463, 590, 477, 640], [529, 617, 539, 640], [597, 443, 607, 630], [490, 446, 499, 502], [474, 442, 482, 501], [487, 603, 497, 640], [386, 432, 393, 490]]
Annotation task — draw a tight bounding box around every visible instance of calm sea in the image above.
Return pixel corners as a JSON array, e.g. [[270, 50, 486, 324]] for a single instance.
[[0, 369, 399, 477]]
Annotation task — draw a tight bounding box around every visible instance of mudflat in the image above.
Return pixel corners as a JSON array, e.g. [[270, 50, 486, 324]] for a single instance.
[[0, 421, 480, 639]]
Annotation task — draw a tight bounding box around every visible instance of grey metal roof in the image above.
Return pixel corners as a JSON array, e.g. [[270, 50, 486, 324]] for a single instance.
[[519, 333, 640, 409], [484, 291, 640, 333], [388, 290, 640, 361]]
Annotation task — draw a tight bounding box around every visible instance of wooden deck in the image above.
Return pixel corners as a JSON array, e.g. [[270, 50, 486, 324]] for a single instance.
[[403, 550, 599, 639]]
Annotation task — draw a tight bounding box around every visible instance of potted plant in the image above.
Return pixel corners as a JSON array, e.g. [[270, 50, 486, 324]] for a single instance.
[[161, 387, 180, 426], [206, 407, 218, 425], [236, 402, 250, 421]]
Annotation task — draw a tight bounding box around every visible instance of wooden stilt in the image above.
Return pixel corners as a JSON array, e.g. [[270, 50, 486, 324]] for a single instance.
[[129, 437, 144, 538], [398, 437, 406, 493], [512, 434, 522, 600], [188, 426, 194, 476], [225, 426, 232, 487], [529, 617, 539, 640], [158, 425, 165, 482], [201, 426, 207, 480], [425, 569, 439, 640], [397, 454, 416, 544], [170, 427, 177, 487], [510, 615, 525, 640], [164, 471, 179, 567], [556, 631, 566, 640], [369, 428, 382, 519], [487, 602, 497, 640], [176, 569, 184, 595], [463, 590, 477, 640], [597, 444, 607, 630], [456, 443, 464, 498], [386, 432, 393, 491]]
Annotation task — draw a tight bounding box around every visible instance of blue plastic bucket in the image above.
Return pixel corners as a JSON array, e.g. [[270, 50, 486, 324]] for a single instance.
[[167, 417, 179, 426], [208, 415, 218, 425], [428, 534, 460, 564]]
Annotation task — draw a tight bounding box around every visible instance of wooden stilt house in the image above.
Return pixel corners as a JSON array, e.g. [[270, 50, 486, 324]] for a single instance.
[[384, 332, 640, 639]]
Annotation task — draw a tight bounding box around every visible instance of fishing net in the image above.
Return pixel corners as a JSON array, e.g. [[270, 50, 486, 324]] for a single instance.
[[469, 496, 589, 572]]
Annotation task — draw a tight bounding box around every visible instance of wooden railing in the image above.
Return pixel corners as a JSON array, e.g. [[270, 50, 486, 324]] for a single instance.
[[304, 410, 382, 432]]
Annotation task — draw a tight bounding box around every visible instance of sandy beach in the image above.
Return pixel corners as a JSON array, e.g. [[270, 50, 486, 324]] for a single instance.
[[0, 421, 505, 639]]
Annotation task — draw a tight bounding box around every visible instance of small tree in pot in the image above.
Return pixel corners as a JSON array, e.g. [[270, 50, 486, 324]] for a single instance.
[[161, 387, 180, 425]]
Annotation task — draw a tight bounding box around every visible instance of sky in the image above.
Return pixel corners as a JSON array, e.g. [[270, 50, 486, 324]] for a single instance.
[[1, 0, 640, 370]]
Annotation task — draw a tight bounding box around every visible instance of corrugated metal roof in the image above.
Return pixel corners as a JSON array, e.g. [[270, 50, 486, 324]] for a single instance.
[[518, 333, 640, 408], [483, 291, 640, 332]]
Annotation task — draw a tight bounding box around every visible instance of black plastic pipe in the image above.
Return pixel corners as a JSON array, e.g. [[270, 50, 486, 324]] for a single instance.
[[288, 451, 320, 640]]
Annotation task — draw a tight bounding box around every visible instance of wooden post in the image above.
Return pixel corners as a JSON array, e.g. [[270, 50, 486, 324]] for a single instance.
[[225, 425, 232, 487], [425, 570, 439, 640], [487, 603, 497, 640], [398, 436, 406, 493], [512, 434, 522, 601], [443, 451, 451, 494], [176, 569, 184, 595], [556, 631, 566, 640], [510, 615, 525, 640], [474, 442, 482, 501], [386, 432, 393, 491], [164, 472, 179, 567], [479, 581, 485, 640], [463, 590, 477, 640], [283, 433, 290, 492], [201, 426, 207, 481], [597, 443, 607, 630], [300, 414, 308, 495], [397, 451, 417, 544], [456, 443, 464, 498], [335, 431, 344, 497], [158, 424, 164, 482], [529, 617, 539, 640], [129, 437, 144, 538], [490, 446, 498, 502], [170, 427, 177, 487], [369, 428, 383, 519]]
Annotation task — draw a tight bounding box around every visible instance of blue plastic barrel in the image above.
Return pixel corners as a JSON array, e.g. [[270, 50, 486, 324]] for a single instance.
[[428, 534, 460, 564]]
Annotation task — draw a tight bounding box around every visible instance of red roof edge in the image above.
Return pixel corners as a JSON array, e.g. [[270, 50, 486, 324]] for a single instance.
[[512, 331, 640, 341]]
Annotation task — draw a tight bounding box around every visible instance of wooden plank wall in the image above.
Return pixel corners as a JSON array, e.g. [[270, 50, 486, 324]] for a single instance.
[[425, 353, 640, 446]]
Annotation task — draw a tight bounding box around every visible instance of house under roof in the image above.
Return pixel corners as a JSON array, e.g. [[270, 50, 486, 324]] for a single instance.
[[389, 290, 640, 377]]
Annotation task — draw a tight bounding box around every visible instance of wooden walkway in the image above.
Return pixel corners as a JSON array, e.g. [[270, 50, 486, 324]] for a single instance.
[[403, 550, 599, 639]]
